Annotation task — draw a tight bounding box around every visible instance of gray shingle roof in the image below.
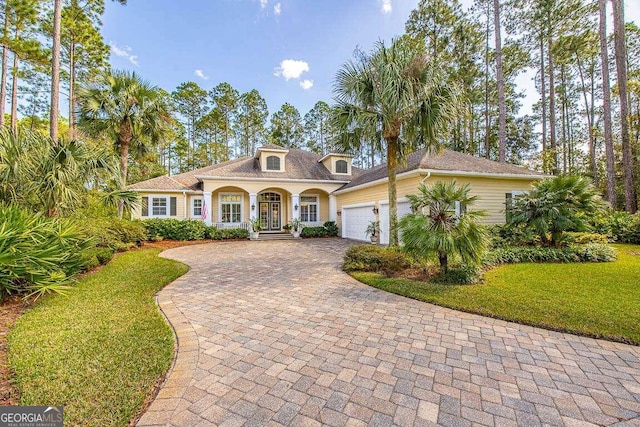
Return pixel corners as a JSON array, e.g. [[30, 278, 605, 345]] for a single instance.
[[128, 147, 543, 192], [338, 148, 545, 191], [127, 148, 352, 191]]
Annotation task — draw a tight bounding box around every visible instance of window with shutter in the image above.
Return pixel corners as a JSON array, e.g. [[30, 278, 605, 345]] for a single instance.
[[170, 197, 177, 216], [141, 197, 149, 217]]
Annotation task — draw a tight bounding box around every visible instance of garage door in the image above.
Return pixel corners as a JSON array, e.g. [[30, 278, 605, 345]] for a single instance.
[[342, 205, 375, 241], [379, 200, 413, 245]]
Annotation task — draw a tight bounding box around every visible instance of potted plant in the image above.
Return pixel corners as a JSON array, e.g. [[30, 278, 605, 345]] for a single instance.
[[365, 220, 379, 244], [290, 218, 303, 238], [249, 218, 262, 240]]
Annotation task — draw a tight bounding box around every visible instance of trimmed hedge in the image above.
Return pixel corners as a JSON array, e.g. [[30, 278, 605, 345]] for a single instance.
[[343, 245, 410, 275], [484, 244, 616, 265], [432, 266, 482, 285], [76, 216, 147, 251], [324, 221, 339, 237], [79, 247, 115, 272], [300, 226, 327, 238], [143, 219, 248, 241]]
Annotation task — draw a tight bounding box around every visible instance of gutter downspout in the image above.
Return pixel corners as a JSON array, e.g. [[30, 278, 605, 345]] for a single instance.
[[420, 171, 431, 185], [182, 191, 187, 219]]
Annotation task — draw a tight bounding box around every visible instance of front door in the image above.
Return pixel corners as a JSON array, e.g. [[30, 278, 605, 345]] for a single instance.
[[258, 192, 282, 231]]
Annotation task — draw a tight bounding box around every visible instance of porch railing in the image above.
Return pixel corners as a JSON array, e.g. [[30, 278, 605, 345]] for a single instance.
[[212, 222, 250, 231]]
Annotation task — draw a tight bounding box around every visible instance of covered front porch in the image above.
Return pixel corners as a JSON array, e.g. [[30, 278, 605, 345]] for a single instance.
[[197, 185, 333, 232]]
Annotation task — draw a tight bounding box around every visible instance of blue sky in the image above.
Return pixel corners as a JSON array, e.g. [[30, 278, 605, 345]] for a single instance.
[[102, 0, 640, 119], [102, 0, 419, 117]]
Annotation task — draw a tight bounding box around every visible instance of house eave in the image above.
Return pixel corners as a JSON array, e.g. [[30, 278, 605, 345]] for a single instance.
[[194, 175, 351, 185], [332, 168, 546, 195], [129, 188, 201, 193], [318, 153, 354, 162]]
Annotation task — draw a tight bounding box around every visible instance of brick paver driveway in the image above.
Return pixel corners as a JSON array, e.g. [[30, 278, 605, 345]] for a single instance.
[[138, 239, 640, 427]]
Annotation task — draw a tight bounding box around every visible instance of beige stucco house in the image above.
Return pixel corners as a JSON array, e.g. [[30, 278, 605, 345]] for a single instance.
[[129, 145, 545, 243]]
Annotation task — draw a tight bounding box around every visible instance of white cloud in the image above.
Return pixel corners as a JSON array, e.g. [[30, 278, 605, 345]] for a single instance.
[[194, 69, 209, 80], [110, 41, 140, 67], [260, 0, 268, 8], [299, 79, 314, 90], [274, 59, 309, 80], [273, 2, 281, 15], [380, 0, 392, 14]]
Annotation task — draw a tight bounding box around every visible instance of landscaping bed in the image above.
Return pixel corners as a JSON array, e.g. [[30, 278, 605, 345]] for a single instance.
[[351, 244, 640, 345], [8, 249, 188, 426]]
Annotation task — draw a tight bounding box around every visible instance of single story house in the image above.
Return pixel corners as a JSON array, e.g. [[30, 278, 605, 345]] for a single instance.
[[128, 144, 545, 243]]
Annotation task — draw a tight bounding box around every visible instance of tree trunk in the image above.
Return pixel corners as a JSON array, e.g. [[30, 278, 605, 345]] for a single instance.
[[494, 0, 506, 163], [68, 38, 76, 139], [49, 0, 62, 143], [10, 51, 17, 133], [118, 120, 132, 218], [612, 0, 637, 212], [0, 7, 9, 129], [575, 54, 597, 183], [560, 64, 567, 174], [540, 36, 547, 153], [484, 4, 491, 159], [548, 37, 558, 174], [439, 252, 448, 274], [386, 135, 399, 246], [599, 0, 617, 208]]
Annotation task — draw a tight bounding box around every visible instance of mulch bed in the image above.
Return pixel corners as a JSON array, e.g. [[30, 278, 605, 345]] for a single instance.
[[0, 295, 30, 405]]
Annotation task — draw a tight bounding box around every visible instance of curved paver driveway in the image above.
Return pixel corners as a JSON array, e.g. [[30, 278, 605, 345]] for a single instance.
[[138, 239, 640, 427]]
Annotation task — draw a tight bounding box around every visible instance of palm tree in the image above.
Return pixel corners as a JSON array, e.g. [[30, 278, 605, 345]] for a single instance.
[[77, 69, 172, 217], [400, 180, 487, 273], [510, 175, 606, 247], [333, 37, 461, 246], [0, 130, 114, 216]]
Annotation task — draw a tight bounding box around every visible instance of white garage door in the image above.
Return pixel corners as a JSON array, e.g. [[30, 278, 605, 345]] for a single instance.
[[342, 205, 375, 241], [379, 200, 413, 245]]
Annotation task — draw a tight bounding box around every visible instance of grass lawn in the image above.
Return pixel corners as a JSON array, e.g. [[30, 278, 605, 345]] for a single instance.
[[8, 249, 188, 426], [352, 244, 640, 345]]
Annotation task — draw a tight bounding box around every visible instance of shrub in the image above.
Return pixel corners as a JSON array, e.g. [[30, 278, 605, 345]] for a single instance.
[[143, 219, 207, 241], [486, 224, 539, 248], [301, 226, 328, 238], [206, 227, 249, 240], [324, 221, 339, 237], [75, 216, 146, 251], [343, 245, 410, 275], [79, 247, 116, 271], [563, 232, 608, 245], [484, 244, 616, 265], [432, 266, 482, 285], [0, 204, 94, 297], [590, 211, 640, 244]]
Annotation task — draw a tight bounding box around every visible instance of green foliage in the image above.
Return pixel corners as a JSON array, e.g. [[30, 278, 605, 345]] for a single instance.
[[589, 211, 640, 244], [400, 181, 488, 273], [484, 244, 616, 265], [78, 247, 115, 271], [431, 266, 482, 285], [143, 218, 207, 241], [563, 232, 609, 245], [0, 130, 115, 216], [74, 215, 146, 251], [9, 249, 188, 426], [206, 227, 249, 240], [300, 226, 327, 238], [0, 204, 94, 298], [324, 221, 339, 237], [486, 224, 539, 248], [343, 245, 411, 275], [510, 175, 607, 247]]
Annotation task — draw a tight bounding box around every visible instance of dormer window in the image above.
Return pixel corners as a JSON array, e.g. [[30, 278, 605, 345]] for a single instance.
[[319, 153, 353, 175], [336, 160, 348, 174], [266, 155, 280, 171]]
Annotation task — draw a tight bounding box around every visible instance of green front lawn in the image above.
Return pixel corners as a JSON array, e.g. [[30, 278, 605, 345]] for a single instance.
[[352, 244, 640, 345], [8, 249, 188, 426]]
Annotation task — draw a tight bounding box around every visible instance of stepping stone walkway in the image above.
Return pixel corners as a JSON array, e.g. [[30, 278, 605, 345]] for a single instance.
[[138, 239, 640, 426]]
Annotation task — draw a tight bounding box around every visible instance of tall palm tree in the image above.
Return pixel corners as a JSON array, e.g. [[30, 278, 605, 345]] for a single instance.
[[333, 37, 461, 246], [400, 181, 487, 273], [77, 69, 172, 217]]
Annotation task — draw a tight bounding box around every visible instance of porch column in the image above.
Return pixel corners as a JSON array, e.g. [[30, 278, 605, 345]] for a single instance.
[[249, 193, 258, 220], [202, 191, 212, 226], [291, 193, 300, 221], [329, 195, 337, 222]]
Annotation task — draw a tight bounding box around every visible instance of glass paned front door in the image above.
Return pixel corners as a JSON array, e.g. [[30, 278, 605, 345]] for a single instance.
[[258, 192, 282, 231]]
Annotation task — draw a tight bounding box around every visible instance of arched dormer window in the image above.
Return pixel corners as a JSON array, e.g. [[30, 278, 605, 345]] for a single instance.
[[266, 155, 281, 171], [336, 159, 348, 174]]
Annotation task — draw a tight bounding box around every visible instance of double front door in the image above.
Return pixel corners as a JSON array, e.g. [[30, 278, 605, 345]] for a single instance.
[[259, 192, 281, 231]]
